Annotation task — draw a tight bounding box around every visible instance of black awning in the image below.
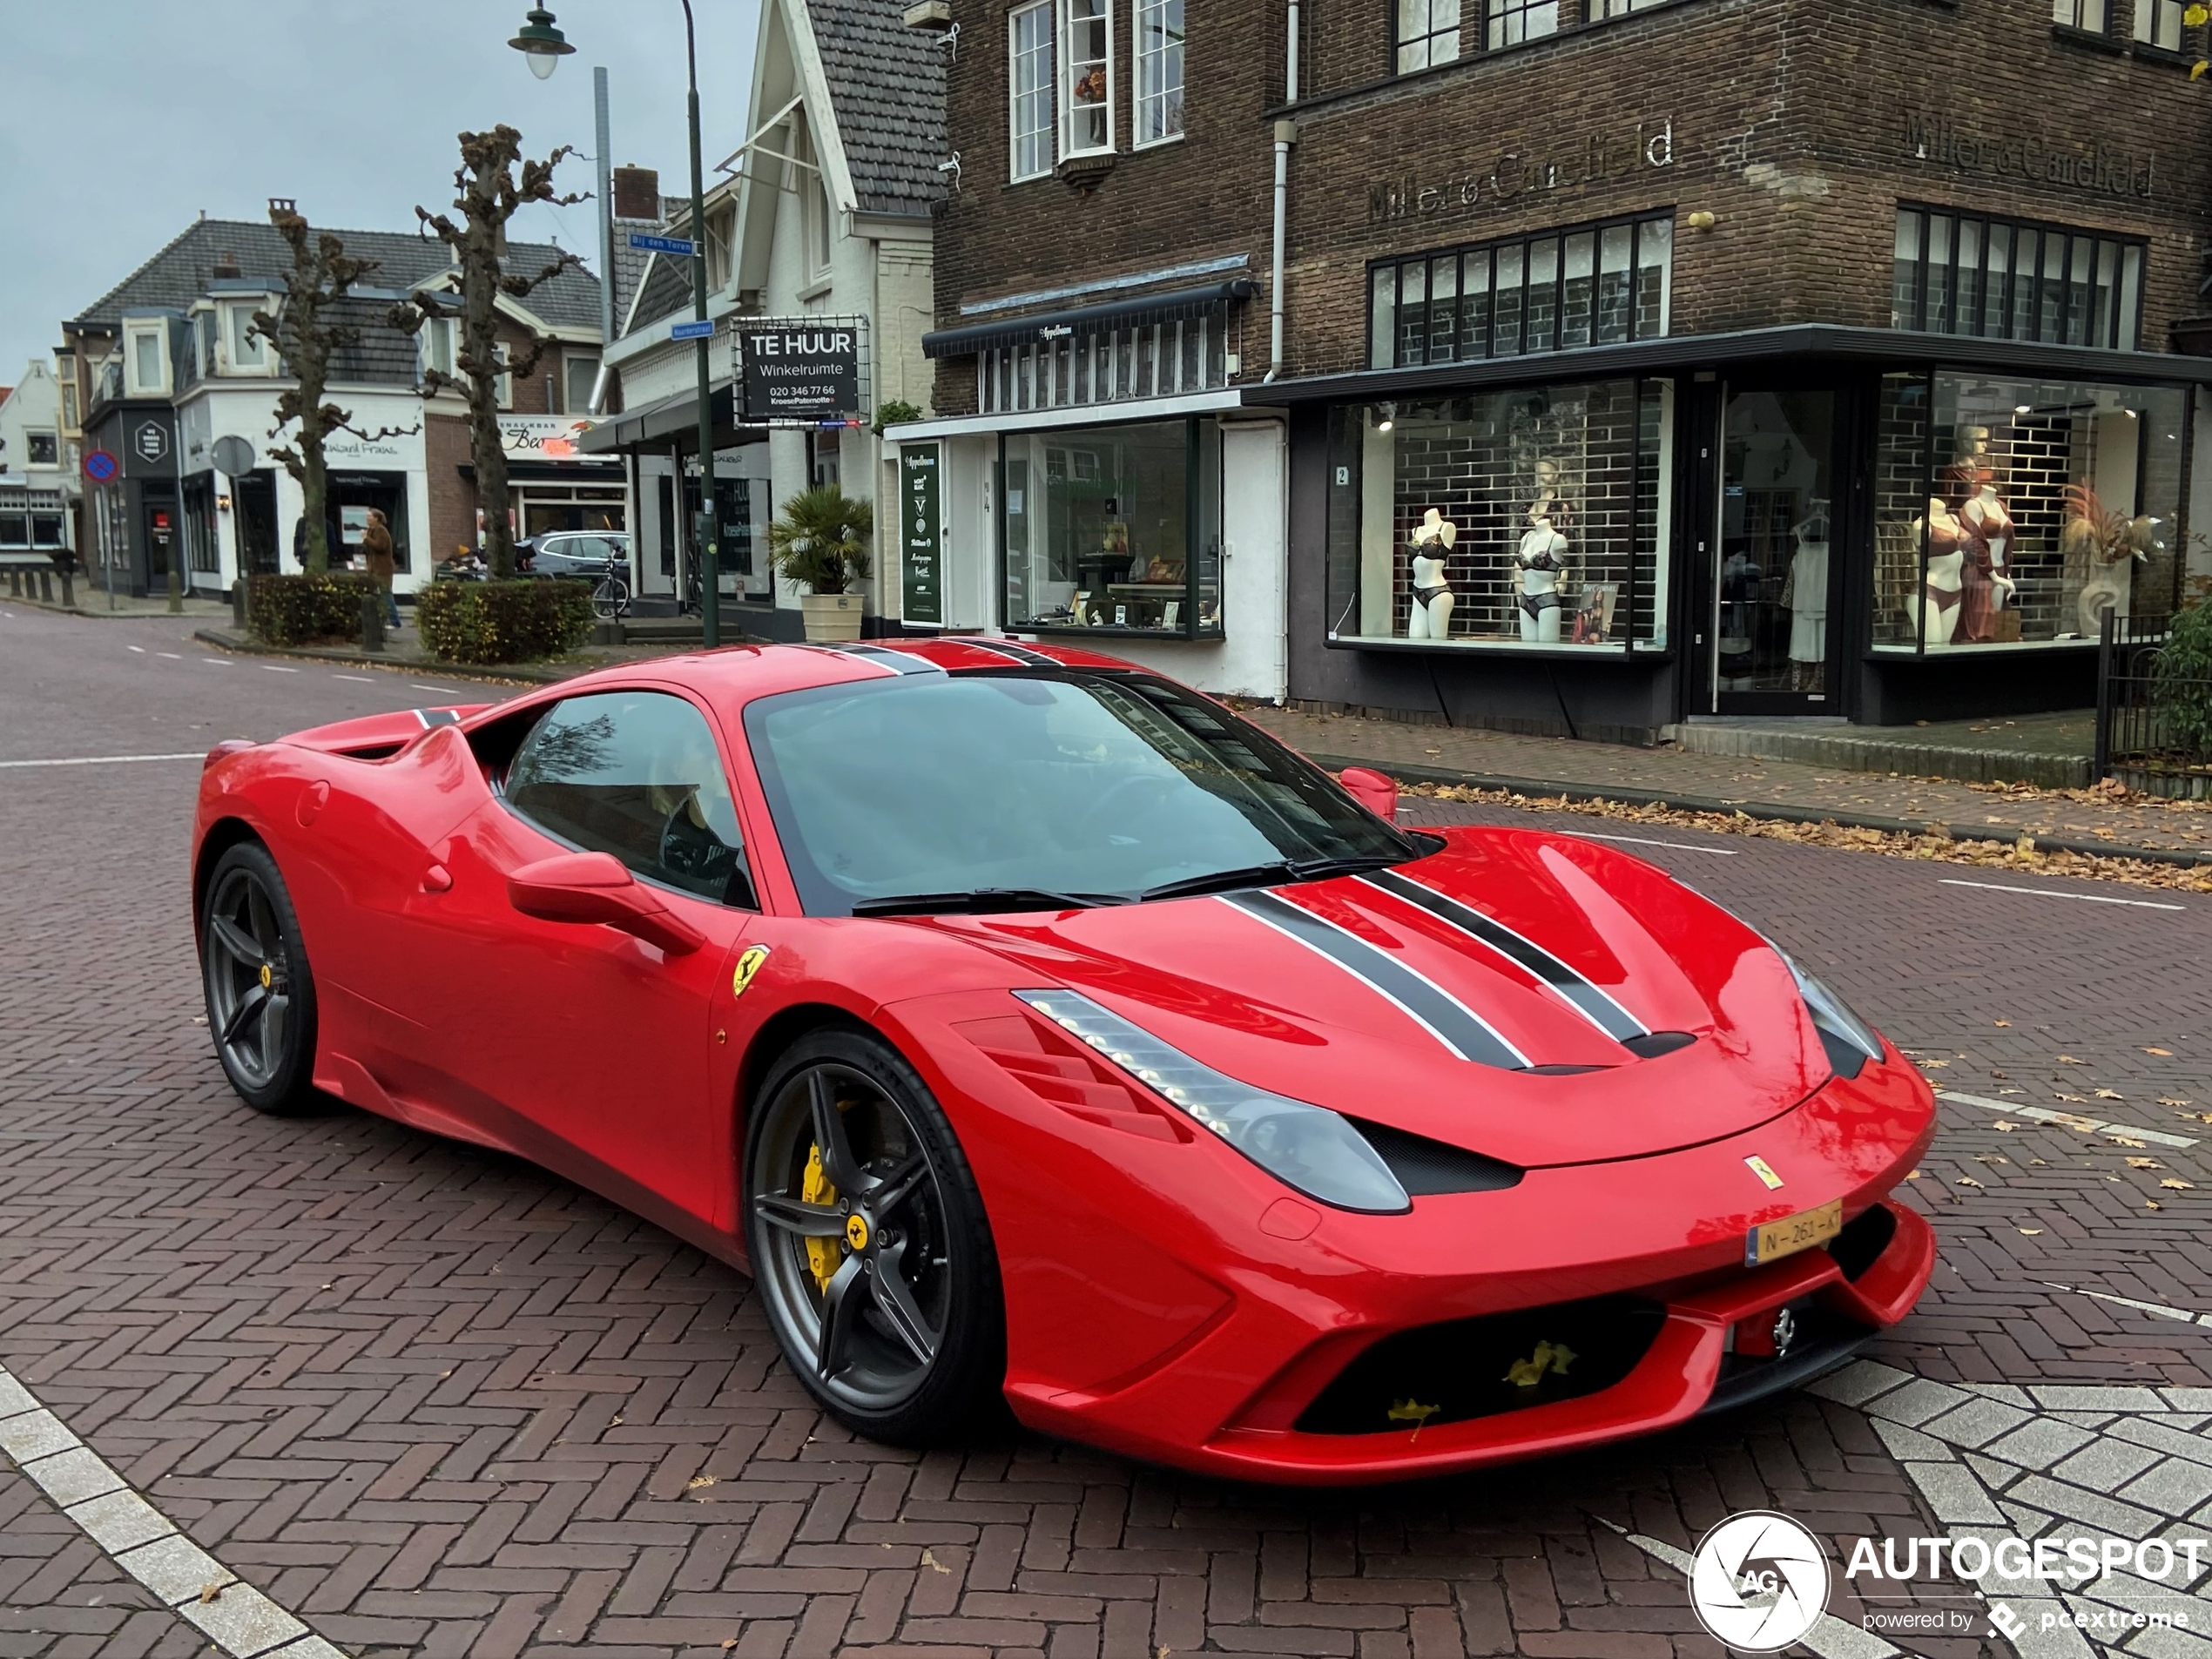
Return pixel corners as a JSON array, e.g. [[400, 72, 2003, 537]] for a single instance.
[[923, 280, 1255, 360], [579, 381, 745, 453]]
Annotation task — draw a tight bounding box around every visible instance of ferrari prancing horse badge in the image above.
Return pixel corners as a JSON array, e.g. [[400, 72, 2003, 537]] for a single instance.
[[731, 945, 772, 999]]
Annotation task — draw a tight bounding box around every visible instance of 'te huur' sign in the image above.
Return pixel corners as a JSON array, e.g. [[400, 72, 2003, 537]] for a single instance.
[[737, 325, 860, 424]]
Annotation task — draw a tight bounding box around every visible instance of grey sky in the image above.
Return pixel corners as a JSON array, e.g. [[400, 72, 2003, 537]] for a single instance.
[[0, 0, 759, 382]]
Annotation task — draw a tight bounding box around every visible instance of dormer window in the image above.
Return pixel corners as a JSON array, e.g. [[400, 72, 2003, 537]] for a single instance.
[[125, 323, 169, 398], [225, 302, 268, 372]]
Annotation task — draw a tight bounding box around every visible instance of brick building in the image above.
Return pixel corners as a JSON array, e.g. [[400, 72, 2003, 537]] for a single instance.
[[895, 0, 2212, 727]]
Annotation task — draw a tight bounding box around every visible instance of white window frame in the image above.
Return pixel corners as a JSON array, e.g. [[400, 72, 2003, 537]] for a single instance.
[[2135, 0, 2184, 46], [421, 317, 458, 382], [563, 352, 600, 415], [495, 341, 514, 410], [25, 430, 59, 468], [125, 323, 169, 398], [1060, 0, 1115, 158], [1009, 0, 1056, 182], [1133, 0, 1184, 147], [225, 302, 268, 373]]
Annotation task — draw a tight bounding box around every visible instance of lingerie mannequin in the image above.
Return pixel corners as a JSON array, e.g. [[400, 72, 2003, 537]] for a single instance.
[[1954, 469, 2017, 644], [1406, 507, 1456, 642], [1784, 510, 1830, 689], [1913, 496, 1966, 648], [1514, 499, 1571, 644]]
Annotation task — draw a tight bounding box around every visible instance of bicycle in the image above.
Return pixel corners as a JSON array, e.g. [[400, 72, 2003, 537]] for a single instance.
[[590, 559, 632, 621]]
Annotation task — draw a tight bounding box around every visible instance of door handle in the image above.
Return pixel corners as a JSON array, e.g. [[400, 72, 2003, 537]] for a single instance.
[[421, 863, 453, 894]]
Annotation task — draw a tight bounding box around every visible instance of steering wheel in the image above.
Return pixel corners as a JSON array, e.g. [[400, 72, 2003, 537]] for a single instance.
[[1075, 771, 1181, 839], [659, 801, 744, 897]]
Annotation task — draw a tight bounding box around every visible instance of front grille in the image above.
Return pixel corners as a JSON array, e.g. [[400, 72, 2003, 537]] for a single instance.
[[1296, 1295, 1665, 1435], [1352, 1119, 1522, 1196]]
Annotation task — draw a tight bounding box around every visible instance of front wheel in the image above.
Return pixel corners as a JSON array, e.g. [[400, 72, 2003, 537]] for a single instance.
[[744, 1029, 1005, 1444], [591, 572, 630, 621], [199, 841, 320, 1115]]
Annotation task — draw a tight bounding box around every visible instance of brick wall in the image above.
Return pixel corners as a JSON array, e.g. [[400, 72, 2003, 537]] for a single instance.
[[424, 412, 474, 562]]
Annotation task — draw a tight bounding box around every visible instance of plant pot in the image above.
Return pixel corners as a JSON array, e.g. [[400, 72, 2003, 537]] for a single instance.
[[800, 592, 865, 642]]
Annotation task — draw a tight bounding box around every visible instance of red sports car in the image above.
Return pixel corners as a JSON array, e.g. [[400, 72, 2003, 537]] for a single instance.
[[191, 638, 1935, 1483]]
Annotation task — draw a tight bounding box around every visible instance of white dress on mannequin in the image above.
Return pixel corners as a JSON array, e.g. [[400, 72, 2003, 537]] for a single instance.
[[1786, 526, 1829, 667], [1406, 508, 1456, 642]]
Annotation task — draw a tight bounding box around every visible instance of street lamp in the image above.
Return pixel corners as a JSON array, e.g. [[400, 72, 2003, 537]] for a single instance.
[[509, 3, 722, 648]]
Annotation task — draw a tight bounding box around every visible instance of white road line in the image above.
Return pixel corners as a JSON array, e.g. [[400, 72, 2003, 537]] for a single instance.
[[199, 657, 234, 666], [411, 683, 460, 694], [127, 644, 145, 653], [1937, 877, 2186, 911], [260, 664, 300, 673], [2043, 1281, 2212, 1328], [0, 753, 204, 770], [1937, 1088, 2198, 1149], [333, 674, 376, 684], [0, 1361, 348, 1658], [1568, 830, 1741, 857], [157, 651, 181, 659]]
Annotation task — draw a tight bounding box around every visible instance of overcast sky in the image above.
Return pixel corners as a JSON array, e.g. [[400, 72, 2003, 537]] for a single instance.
[[0, 0, 760, 381]]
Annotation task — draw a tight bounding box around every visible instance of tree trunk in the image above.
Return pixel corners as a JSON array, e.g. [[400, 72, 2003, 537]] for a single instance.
[[464, 185, 516, 579], [299, 428, 331, 574]]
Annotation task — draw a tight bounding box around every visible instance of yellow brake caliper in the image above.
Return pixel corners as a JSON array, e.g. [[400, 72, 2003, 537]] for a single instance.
[[802, 1141, 841, 1292]]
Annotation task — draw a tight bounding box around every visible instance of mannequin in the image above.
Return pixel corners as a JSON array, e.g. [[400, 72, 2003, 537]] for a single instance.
[[1912, 496, 1967, 648], [1406, 507, 1456, 642], [1514, 499, 1571, 644], [1953, 467, 2017, 644], [1784, 509, 1830, 689]]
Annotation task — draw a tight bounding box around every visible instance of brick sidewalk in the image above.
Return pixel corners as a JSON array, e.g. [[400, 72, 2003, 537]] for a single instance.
[[1247, 706, 2212, 864]]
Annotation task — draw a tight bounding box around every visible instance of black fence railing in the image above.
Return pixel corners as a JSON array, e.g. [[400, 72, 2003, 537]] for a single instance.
[[2096, 612, 2212, 797]]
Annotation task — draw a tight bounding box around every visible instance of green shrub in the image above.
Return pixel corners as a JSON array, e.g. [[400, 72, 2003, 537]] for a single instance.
[[416, 578, 594, 664], [2154, 599, 2212, 758], [247, 573, 382, 645]]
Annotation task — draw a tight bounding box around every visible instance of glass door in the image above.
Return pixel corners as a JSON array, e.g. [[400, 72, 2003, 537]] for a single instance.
[[1710, 388, 1840, 712]]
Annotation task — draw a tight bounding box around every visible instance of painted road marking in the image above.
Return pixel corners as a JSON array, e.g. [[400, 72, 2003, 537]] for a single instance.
[[1938, 1088, 2198, 1149], [0, 754, 205, 770], [333, 674, 376, 684], [127, 644, 145, 653], [260, 664, 300, 673], [411, 684, 460, 694], [157, 651, 181, 659], [2043, 1281, 2212, 1328], [1938, 878, 2186, 911], [199, 658, 234, 665], [1568, 830, 1741, 857], [0, 1360, 348, 1657]]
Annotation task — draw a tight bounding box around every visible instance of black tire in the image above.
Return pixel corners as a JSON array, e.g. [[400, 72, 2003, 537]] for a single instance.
[[199, 841, 320, 1115], [743, 1028, 1006, 1445]]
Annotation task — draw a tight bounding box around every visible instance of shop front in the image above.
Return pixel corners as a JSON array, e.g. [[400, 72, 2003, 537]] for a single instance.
[[498, 415, 627, 542]]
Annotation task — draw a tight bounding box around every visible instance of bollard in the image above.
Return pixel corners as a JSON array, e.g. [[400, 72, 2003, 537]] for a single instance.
[[37, 570, 52, 602], [6, 570, 18, 597], [232, 579, 248, 630], [58, 570, 74, 609], [360, 592, 386, 654]]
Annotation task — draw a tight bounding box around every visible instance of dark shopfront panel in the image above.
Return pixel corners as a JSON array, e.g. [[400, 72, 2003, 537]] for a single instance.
[[1281, 334, 2203, 738]]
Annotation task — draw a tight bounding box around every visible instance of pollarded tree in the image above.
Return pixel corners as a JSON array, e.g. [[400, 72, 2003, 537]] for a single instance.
[[390, 126, 584, 579], [257, 202, 417, 575]]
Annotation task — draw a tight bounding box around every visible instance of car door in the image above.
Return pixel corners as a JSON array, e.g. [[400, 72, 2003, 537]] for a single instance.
[[433, 686, 762, 1229]]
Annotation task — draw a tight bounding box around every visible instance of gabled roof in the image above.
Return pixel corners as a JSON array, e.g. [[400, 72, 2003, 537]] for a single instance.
[[626, 253, 696, 334], [71, 217, 604, 335], [804, 0, 946, 219]]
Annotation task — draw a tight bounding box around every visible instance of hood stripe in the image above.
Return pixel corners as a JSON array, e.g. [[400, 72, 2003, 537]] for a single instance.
[[413, 708, 462, 728], [1363, 869, 1648, 1042], [818, 643, 947, 677], [978, 639, 1062, 666], [1221, 890, 1530, 1070]]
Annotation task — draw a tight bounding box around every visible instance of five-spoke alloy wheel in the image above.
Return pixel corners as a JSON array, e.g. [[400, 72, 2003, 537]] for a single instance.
[[199, 842, 318, 1114], [745, 1029, 1003, 1443]]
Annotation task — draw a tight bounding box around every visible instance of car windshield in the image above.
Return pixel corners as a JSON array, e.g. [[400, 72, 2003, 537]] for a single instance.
[[746, 671, 1418, 916]]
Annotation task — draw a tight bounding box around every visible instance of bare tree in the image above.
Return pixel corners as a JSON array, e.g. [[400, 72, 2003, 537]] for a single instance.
[[255, 202, 416, 575], [390, 127, 584, 579]]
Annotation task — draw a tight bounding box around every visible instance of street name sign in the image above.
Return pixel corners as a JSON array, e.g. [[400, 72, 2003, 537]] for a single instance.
[[671, 318, 716, 341], [629, 233, 699, 258]]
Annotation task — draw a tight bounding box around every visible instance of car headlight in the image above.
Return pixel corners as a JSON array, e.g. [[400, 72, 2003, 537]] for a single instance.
[[1775, 949, 1885, 1077], [1015, 989, 1411, 1214]]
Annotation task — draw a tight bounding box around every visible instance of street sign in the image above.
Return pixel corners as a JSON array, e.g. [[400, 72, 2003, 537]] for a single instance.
[[134, 422, 170, 464], [900, 442, 944, 627], [211, 435, 256, 477], [83, 450, 118, 483], [628, 233, 698, 258], [670, 318, 716, 342]]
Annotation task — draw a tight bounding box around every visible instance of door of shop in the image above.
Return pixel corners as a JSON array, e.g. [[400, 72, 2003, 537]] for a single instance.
[[1696, 385, 1846, 715]]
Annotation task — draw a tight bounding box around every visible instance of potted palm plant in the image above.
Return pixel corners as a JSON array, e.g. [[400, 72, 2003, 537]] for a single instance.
[[767, 485, 874, 642]]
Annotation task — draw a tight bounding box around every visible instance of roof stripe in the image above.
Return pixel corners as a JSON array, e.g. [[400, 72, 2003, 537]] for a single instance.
[[1220, 890, 1530, 1070], [1363, 870, 1649, 1042], [833, 643, 947, 676], [974, 639, 1062, 667]]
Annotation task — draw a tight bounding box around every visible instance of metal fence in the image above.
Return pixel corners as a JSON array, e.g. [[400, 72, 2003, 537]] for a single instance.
[[2096, 612, 2212, 797]]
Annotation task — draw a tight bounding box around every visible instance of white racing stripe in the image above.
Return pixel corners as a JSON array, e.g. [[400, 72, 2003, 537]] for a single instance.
[[0, 753, 204, 770], [1938, 878, 2186, 911], [0, 1360, 348, 1657]]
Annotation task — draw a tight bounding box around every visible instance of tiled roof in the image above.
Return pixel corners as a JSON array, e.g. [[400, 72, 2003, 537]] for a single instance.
[[71, 218, 604, 335], [627, 254, 696, 333], [806, 0, 946, 219]]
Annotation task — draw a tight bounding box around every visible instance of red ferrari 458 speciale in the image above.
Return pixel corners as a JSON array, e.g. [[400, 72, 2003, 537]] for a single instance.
[[191, 637, 1935, 1483]]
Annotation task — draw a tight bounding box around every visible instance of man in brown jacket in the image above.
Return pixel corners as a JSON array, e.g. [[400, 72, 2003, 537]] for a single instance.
[[361, 509, 401, 629]]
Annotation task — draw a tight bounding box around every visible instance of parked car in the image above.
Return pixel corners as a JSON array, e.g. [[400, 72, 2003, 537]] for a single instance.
[[518, 531, 631, 581]]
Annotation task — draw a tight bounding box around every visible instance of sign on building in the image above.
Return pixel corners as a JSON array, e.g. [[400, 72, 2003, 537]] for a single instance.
[[736, 323, 862, 424], [900, 442, 944, 627]]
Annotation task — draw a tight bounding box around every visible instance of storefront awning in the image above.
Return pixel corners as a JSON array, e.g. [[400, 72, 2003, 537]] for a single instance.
[[1239, 322, 2212, 404], [579, 381, 759, 454], [922, 280, 1256, 360]]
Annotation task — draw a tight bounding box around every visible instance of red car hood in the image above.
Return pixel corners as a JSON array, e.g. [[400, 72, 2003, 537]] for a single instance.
[[914, 827, 1832, 1169]]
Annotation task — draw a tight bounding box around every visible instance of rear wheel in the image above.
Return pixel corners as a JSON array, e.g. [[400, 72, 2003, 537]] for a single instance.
[[744, 1029, 1004, 1443], [591, 571, 630, 621], [199, 842, 319, 1115]]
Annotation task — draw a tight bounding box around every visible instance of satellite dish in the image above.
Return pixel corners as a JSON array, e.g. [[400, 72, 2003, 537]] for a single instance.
[[211, 435, 256, 477]]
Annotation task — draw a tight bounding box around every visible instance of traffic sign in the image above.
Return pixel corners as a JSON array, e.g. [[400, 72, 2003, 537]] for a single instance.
[[671, 318, 715, 341], [83, 450, 118, 483], [628, 233, 698, 258], [211, 435, 256, 476]]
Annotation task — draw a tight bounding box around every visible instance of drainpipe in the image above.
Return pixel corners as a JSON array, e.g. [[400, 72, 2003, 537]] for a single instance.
[[1263, 0, 1298, 382]]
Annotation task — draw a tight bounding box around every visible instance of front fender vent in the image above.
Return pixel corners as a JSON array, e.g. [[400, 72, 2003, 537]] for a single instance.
[[1351, 1119, 1522, 1196]]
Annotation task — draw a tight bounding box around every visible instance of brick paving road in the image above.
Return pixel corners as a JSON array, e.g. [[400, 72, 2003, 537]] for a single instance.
[[3, 604, 2210, 1659]]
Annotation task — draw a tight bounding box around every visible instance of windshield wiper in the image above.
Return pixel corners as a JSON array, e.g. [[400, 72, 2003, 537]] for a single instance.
[[1137, 853, 1405, 903], [849, 887, 1131, 918]]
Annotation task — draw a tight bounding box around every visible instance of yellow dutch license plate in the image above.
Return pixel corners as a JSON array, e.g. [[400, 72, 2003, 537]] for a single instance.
[[1744, 1200, 1844, 1267]]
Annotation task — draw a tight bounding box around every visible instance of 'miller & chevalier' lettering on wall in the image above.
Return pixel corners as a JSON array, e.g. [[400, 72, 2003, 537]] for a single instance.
[[1368, 121, 1676, 226], [1903, 112, 2157, 199]]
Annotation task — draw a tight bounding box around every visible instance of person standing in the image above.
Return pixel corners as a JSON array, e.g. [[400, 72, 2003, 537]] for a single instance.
[[361, 508, 401, 629]]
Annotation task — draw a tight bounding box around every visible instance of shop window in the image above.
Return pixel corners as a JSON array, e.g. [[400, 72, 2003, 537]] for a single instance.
[[977, 314, 1228, 414], [30, 513, 65, 550], [2136, 0, 2186, 44], [27, 431, 57, 467], [1134, 0, 1184, 145], [1368, 215, 1670, 371], [1062, 0, 1114, 157], [1002, 416, 1222, 637], [1484, 0, 1556, 49], [1324, 378, 1675, 654], [1871, 372, 2187, 654], [1010, 0, 1056, 180], [2054, 0, 2107, 28], [1892, 208, 2142, 350], [0, 513, 25, 549], [1398, 0, 1461, 71]]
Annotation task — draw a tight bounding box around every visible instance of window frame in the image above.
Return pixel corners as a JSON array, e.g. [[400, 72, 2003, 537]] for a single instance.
[[1891, 205, 2146, 351], [1483, 0, 1556, 51], [2053, 0, 2108, 30], [421, 316, 459, 382], [1009, 0, 1057, 182], [225, 302, 268, 373], [2135, 0, 2186, 46], [1132, 0, 1184, 147], [1059, 0, 1116, 159], [1395, 0, 1462, 73], [25, 430, 59, 468], [125, 323, 169, 399], [563, 352, 600, 415]]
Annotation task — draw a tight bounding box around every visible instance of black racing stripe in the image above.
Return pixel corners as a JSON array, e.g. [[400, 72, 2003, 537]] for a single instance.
[[1365, 869, 1647, 1042], [1223, 890, 1529, 1070], [836, 644, 946, 676], [981, 639, 1062, 667], [413, 708, 462, 728]]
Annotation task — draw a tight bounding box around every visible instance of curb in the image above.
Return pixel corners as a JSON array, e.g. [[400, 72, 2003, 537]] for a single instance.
[[1304, 751, 2212, 873], [192, 629, 591, 687], [9, 595, 232, 621]]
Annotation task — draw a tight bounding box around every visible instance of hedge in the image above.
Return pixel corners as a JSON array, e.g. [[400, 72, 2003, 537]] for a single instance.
[[246, 573, 383, 646], [416, 578, 595, 664]]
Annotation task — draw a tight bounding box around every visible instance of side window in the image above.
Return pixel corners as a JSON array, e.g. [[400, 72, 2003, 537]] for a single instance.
[[503, 691, 755, 907]]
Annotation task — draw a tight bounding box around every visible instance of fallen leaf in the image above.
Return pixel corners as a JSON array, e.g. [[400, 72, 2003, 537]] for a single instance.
[[1917, 1058, 1951, 1069], [2163, 1179, 2195, 1190], [2149, 1199, 2165, 1210], [1973, 1155, 2009, 1163], [2020, 1229, 2042, 1235], [2095, 1089, 2125, 1101], [1994, 1019, 2013, 1028], [2128, 1158, 2163, 1169], [2057, 1055, 2084, 1064], [1956, 1177, 1984, 1188], [2029, 1158, 2048, 1166], [2055, 1094, 2090, 1104], [687, 1474, 717, 1491], [2148, 1047, 2175, 1056], [198, 1582, 226, 1604], [610, 1416, 623, 1427], [1993, 1121, 2020, 1131], [1907, 1169, 1923, 1180], [2111, 1136, 2149, 1148], [921, 1548, 953, 1575], [724, 1642, 739, 1651]]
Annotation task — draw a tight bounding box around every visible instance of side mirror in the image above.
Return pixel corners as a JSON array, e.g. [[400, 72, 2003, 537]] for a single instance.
[[507, 851, 705, 956], [1339, 765, 1399, 821]]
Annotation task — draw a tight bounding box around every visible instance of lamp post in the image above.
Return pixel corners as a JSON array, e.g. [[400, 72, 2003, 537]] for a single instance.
[[510, 3, 721, 648]]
